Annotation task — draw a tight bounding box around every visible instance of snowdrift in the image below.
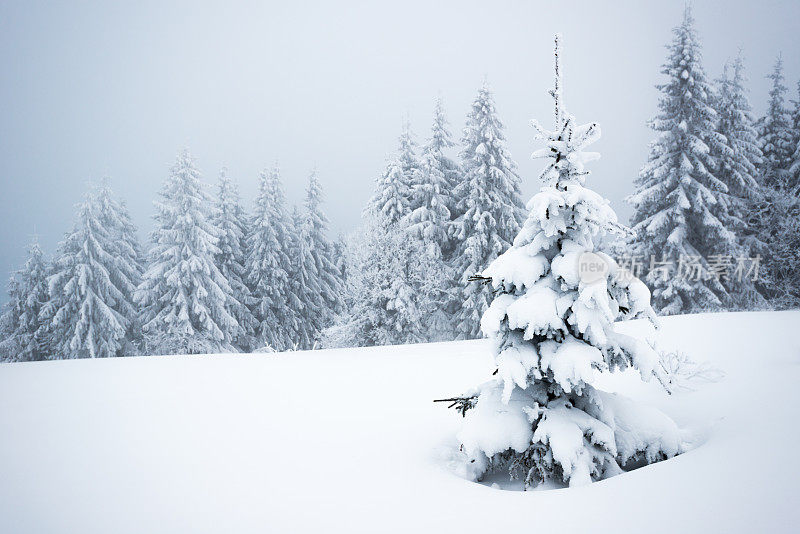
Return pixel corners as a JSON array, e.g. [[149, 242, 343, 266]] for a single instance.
[[1, 311, 798, 533]]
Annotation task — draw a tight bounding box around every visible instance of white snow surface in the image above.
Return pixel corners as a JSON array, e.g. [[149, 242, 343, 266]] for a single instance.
[[1, 311, 799, 533]]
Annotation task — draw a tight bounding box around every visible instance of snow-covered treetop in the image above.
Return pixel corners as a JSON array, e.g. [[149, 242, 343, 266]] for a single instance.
[[715, 51, 762, 199], [481, 34, 658, 400], [530, 34, 601, 187], [368, 121, 419, 225], [304, 169, 328, 237]]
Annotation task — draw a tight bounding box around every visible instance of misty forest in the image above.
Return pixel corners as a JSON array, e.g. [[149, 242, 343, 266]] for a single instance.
[[2, 8, 796, 362]]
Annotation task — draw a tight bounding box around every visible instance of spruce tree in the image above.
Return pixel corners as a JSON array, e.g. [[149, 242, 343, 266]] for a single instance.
[[324, 212, 428, 348], [407, 98, 460, 257], [304, 170, 345, 336], [757, 55, 794, 190], [41, 188, 140, 359], [714, 53, 765, 309], [212, 168, 257, 351], [368, 121, 420, 225], [286, 205, 319, 350], [753, 60, 800, 307], [448, 35, 680, 489], [0, 238, 50, 361], [95, 179, 145, 352], [135, 149, 239, 355], [788, 81, 800, 194], [245, 165, 294, 351], [404, 100, 460, 340], [451, 81, 525, 338], [627, 6, 734, 314], [0, 275, 22, 362]]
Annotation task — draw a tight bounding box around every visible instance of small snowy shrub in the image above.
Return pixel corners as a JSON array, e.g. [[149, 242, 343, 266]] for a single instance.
[[443, 36, 683, 489], [657, 349, 725, 393]]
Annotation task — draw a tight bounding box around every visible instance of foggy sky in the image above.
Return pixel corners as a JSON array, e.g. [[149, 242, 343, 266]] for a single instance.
[[1, 0, 799, 294]]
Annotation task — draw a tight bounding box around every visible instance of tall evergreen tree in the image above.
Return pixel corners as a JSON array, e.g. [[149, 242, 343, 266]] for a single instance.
[[451, 81, 525, 338], [135, 149, 239, 355], [212, 168, 257, 351], [407, 98, 460, 257], [245, 166, 294, 351], [757, 55, 794, 190], [788, 81, 800, 194], [324, 212, 430, 348], [714, 53, 765, 309], [0, 275, 22, 362], [754, 69, 800, 308], [627, 6, 734, 314], [95, 179, 145, 352], [287, 205, 319, 350], [304, 170, 345, 337], [0, 238, 50, 361], [368, 121, 420, 225], [404, 100, 460, 340], [448, 35, 680, 489], [41, 187, 141, 359]]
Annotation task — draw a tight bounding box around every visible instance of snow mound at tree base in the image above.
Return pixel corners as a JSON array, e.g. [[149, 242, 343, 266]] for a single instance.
[[448, 384, 685, 490], [1, 311, 799, 534]]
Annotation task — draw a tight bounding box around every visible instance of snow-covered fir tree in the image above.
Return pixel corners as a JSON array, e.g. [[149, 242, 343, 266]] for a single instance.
[[0, 238, 50, 361], [407, 97, 460, 257], [0, 276, 21, 361], [332, 234, 349, 291], [332, 119, 453, 346], [757, 55, 794, 190], [762, 196, 800, 308], [245, 165, 295, 351], [212, 168, 257, 351], [135, 149, 240, 355], [404, 100, 460, 340], [448, 36, 681, 489], [788, 81, 800, 194], [41, 186, 141, 359], [368, 121, 420, 225], [753, 60, 800, 307], [451, 81, 525, 338], [286, 205, 319, 350], [628, 6, 735, 314], [714, 53, 765, 309], [324, 212, 431, 348], [303, 170, 345, 338], [95, 179, 145, 352]]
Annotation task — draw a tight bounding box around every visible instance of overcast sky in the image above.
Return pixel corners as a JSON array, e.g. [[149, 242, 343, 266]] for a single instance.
[[1, 0, 799, 292]]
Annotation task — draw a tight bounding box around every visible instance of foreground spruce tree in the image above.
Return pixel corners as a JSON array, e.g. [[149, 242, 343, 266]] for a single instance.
[[42, 185, 141, 358], [447, 36, 680, 489], [135, 149, 239, 354], [0, 238, 50, 361], [628, 6, 733, 314], [451, 81, 525, 338]]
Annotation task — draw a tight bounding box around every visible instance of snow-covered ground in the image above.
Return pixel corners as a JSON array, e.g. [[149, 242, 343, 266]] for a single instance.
[[1, 311, 798, 533]]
